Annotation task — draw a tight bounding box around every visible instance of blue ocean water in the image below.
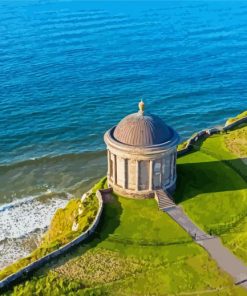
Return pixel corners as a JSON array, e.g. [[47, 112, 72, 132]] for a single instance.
[[1, 0, 247, 166], [0, 0, 247, 266]]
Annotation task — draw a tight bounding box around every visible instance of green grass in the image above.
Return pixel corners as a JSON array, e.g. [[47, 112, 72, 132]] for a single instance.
[[226, 110, 247, 125], [225, 124, 247, 157], [41, 193, 98, 246], [175, 126, 247, 267], [221, 216, 247, 265], [91, 176, 108, 192], [0, 178, 107, 282], [177, 140, 188, 151], [3, 192, 246, 295], [175, 135, 247, 227]]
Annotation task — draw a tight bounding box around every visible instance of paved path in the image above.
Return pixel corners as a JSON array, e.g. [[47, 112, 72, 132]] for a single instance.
[[242, 157, 247, 166], [165, 206, 247, 289]]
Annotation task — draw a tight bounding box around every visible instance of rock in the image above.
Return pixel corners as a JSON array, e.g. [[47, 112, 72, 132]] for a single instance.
[[81, 193, 88, 202], [72, 221, 79, 232]]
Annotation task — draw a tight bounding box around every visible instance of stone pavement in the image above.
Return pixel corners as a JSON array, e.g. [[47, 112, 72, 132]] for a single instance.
[[165, 206, 247, 289]]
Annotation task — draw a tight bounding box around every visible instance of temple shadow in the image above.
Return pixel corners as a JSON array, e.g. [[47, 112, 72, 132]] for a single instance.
[[89, 192, 123, 246], [173, 158, 247, 204]]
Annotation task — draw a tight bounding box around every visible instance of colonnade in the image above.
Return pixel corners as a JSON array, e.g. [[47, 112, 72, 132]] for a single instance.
[[107, 149, 177, 192]]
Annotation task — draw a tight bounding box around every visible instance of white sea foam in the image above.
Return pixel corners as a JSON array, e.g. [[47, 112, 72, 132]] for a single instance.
[[0, 236, 39, 269], [0, 194, 68, 242], [0, 194, 40, 212], [0, 192, 70, 268]]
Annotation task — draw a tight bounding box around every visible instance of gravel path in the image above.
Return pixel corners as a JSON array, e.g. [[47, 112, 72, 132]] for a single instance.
[[166, 206, 247, 289]]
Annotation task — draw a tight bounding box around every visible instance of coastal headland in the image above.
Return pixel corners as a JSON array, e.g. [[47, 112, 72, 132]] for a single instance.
[[1, 111, 247, 295]]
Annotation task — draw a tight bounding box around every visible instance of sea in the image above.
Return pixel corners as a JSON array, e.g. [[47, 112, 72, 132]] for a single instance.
[[0, 0, 246, 268]]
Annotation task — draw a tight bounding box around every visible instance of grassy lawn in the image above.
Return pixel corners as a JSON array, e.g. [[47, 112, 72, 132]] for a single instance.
[[175, 124, 247, 266], [3, 192, 245, 295], [225, 124, 247, 158]]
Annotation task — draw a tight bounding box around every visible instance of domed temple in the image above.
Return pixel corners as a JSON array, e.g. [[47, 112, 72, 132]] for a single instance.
[[104, 101, 180, 198]]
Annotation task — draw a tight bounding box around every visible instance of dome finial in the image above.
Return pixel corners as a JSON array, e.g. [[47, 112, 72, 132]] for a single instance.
[[138, 99, 145, 114]]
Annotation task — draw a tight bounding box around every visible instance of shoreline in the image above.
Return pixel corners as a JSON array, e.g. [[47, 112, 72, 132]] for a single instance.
[[0, 110, 246, 273]]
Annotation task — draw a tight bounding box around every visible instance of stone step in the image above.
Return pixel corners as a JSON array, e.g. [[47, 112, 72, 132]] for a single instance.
[[155, 189, 176, 210], [158, 196, 174, 202], [160, 204, 174, 208], [159, 198, 174, 204], [159, 202, 174, 207], [156, 189, 173, 198]]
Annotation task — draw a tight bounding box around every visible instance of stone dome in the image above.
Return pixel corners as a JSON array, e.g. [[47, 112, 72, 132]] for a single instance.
[[113, 111, 173, 147], [104, 100, 180, 198]]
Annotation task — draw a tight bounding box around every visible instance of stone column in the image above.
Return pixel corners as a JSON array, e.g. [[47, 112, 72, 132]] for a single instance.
[[173, 152, 177, 182], [149, 160, 153, 190], [123, 158, 127, 189], [136, 160, 139, 191], [160, 158, 164, 188], [165, 157, 170, 186], [113, 154, 117, 185], [170, 153, 173, 184], [107, 150, 111, 179]]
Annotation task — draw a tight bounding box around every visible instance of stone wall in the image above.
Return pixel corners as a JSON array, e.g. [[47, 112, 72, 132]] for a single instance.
[[223, 116, 247, 131], [177, 115, 247, 157], [0, 191, 104, 291]]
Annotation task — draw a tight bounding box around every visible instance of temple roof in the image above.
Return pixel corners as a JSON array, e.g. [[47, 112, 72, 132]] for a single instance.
[[113, 101, 177, 147]]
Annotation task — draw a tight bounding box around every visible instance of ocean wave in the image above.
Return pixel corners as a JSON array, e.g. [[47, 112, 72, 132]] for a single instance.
[[0, 189, 68, 213], [37, 14, 127, 31], [34, 10, 108, 24], [0, 150, 106, 171], [0, 194, 41, 213], [0, 191, 70, 242]]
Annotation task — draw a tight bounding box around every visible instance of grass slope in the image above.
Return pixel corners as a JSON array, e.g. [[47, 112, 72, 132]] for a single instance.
[[225, 124, 247, 157], [3, 193, 245, 295], [175, 124, 247, 266]]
